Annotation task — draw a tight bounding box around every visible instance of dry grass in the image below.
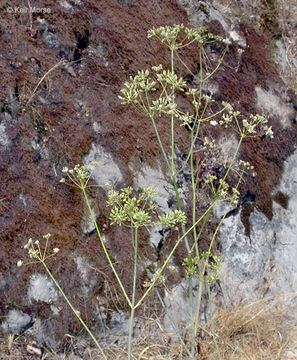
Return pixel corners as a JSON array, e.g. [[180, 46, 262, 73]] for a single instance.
[[198, 295, 297, 360], [0, 334, 31, 360], [1, 295, 297, 359]]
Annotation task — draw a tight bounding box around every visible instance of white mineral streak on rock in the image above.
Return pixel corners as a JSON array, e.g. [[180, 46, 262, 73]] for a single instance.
[[132, 162, 176, 247], [28, 274, 58, 304], [1, 310, 31, 333], [255, 86, 294, 128], [0, 124, 9, 146], [84, 143, 123, 186]]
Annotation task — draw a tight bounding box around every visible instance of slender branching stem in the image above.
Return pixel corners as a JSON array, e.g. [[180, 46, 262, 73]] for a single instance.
[[82, 187, 132, 308], [194, 135, 244, 334], [134, 201, 216, 309], [41, 261, 107, 359], [127, 226, 138, 360]]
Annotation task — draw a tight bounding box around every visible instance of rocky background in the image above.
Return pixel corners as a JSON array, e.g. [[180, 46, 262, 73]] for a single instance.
[[0, 0, 296, 354]]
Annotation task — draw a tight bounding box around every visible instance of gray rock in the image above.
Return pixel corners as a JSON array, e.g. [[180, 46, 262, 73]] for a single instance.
[[84, 143, 123, 187], [69, 0, 83, 5], [132, 162, 175, 213], [217, 149, 297, 304], [274, 40, 287, 70], [1, 310, 32, 334], [255, 86, 295, 128], [2, 90, 19, 115], [28, 274, 59, 304], [60, 0, 73, 11], [33, 318, 60, 349], [73, 255, 99, 296], [37, 18, 60, 49], [43, 32, 60, 49], [0, 123, 9, 147]]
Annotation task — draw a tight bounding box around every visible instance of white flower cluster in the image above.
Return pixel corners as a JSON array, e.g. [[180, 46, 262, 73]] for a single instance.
[[151, 64, 163, 72], [151, 97, 177, 116], [239, 160, 254, 171], [186, 88, 199, 97], [187, 91, 214, 109], [107, 187, 156, 227], [17, 233, 60, 267], [148, 24, 184, 50], [219, 101, 240, 128], [201, 252, 223, 285], [178, 112, 194, 127], [158, 209, 186, 228], [143, 267, 166, 287], [203, 137, 216, 149], [156, 70, 186, 89], [242, 114, 274, 138], [182, 254, 200, 277], [204, 175, 240, 204], [60, 163, 98, 190], [119, 69, 157, 106], [185, 26, 229, 45], [147, 24, 231, 49], [219, 102, 274, 139], [263, 125, 274, 138]]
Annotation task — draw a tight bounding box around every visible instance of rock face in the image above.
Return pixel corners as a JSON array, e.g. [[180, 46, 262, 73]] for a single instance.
[[217, 148, 297, 303], [0, 0, 296, 350]]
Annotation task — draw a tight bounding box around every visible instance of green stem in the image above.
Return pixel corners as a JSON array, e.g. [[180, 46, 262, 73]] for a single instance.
[[217, 135, 244, 196], [188, 275, 195, 358], [194, 272, 204, 337], [171, 111, 175, 178], [134, 200, 216, 309], [190, 211, 211, 255], [178, 113, 201, 174], [170, 48, 175, 178], [190, 131, 198, 256], [187, 130, 199, 358], [149, 115, 171, 172], [207, 285, 222, 360], [194, 137, 244, 334], [155, 285, 193, 358], [127, 226, 138, 360], [82, 188, 132, 308], [178, 47, 204, 175], [169, 49, 192, 253], [41, 261, 107, 360]]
